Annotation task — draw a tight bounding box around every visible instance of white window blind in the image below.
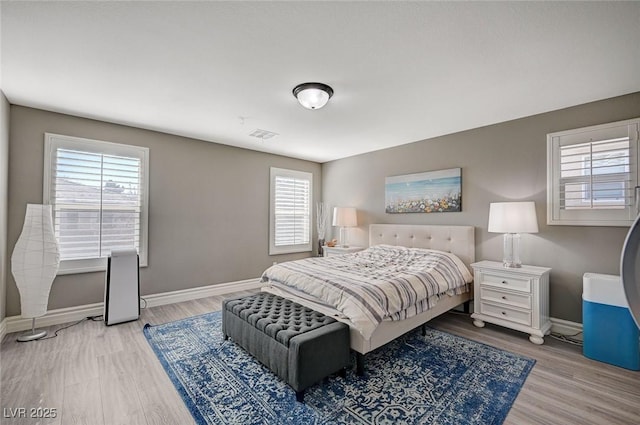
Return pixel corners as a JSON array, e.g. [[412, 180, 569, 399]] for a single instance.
[[44, 133, 149, 274], [559, 138, 630, 209], [547, 118, 640, 226], [270, 167, 312, 254]]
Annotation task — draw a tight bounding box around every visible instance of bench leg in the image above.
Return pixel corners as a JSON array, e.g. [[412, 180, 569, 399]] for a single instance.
[[356, 353, 365, 376], [463, 300, 471, 314], [296, 390, 304, 403], [338, 367, 347, 379], [421, 324, 426, 336]]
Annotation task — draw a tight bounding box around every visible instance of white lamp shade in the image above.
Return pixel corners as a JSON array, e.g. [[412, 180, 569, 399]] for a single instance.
[[488, 202, 539, 234], [332, 207, 357, 227], [296, 88, 330, 109], [11, 204, 60, 318]]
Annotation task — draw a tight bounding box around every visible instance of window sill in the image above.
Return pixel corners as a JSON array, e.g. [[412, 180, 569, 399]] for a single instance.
[[56, 259, 148, 275], [269, 246, 312, 256]]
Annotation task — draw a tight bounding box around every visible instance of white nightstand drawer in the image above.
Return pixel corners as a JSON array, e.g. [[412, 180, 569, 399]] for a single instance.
[[480, 302, 532, 327], [481, 273, 531, 293], [480, 287, 532, 309]]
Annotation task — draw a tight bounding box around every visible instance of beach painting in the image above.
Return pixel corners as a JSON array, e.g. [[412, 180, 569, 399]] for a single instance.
[[385, 168, 462, 213]]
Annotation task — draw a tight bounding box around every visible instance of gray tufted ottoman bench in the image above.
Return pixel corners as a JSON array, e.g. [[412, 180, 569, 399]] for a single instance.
[[222, 292, 350, 402]]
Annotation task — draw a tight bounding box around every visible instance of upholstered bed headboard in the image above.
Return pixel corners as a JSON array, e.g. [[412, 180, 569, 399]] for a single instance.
[[369, 224, 475, 268]]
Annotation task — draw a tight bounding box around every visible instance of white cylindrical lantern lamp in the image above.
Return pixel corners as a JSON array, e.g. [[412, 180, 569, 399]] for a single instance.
[[11, 204, 60, 341]]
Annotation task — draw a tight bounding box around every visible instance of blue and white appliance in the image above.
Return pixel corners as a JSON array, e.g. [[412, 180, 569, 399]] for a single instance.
[[583, 273, 639, 370]]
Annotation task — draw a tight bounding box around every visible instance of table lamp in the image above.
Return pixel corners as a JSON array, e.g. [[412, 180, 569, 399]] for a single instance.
[[332, 207, 357, 248], [488, 201, 538, 268]]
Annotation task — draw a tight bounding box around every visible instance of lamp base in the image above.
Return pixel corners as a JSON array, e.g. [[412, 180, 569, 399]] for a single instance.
[[17, 317, 47, 342], [339, 226, 352, 248], [17, 329, 47, 342], [502, 233, 522, 269]]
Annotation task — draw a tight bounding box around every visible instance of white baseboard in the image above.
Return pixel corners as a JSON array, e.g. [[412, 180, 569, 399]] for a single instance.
[[2, 278, 262, 338], [1, 279, 584, 344], [0, 318, 6, 344], [141, 278, 261, 308], [550, 317, 583, 341], [5, 302, 105, 337]]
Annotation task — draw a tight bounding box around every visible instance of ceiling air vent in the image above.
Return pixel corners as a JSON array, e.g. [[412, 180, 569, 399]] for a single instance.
[[249, 129, 278, 140]]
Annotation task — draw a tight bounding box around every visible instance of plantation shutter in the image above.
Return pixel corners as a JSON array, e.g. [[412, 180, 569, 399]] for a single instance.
[[44, 133, 149, 273], [270, 168, 312, 254], [548, 119, 640, 226]]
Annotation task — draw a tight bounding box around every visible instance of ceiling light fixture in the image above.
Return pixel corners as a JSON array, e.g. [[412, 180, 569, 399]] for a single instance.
[[292, 82, 333, 110]]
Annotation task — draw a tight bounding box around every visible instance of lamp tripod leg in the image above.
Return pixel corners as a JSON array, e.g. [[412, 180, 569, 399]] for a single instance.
[[17, 318, 47, 342]]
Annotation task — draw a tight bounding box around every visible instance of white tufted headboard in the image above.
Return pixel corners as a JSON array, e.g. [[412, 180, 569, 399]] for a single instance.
[[369, 224, 475, 268]]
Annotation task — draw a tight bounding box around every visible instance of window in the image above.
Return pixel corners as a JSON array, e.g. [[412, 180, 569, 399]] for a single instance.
[[582, 145, 628, 205], [44, 133, 149, 274], [547, 118, 640, 226], [269, 167, 312, 255]]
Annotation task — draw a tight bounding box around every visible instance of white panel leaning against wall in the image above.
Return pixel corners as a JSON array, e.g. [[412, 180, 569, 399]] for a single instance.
[[547, 117, 640, 226]]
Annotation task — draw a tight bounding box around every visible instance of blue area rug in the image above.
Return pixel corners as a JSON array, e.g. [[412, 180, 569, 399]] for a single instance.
[[143, 311, 534, 425]]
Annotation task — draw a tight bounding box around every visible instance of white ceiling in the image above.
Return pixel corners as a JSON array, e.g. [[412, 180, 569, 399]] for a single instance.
[[2, 1, 639, 163]]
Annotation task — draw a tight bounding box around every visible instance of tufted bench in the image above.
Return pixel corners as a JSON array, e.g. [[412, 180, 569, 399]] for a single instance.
[[222, 292, 350, 402]]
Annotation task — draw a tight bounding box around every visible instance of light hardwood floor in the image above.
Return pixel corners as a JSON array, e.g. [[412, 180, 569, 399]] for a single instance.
[[1, 291, 639, 425]]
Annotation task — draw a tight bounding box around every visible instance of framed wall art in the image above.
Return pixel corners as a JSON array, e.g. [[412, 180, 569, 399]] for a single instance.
[[385, 168, 462, 213]]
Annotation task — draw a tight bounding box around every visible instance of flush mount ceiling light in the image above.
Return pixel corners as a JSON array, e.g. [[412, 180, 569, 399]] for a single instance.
[[292, 82, 334, 110]]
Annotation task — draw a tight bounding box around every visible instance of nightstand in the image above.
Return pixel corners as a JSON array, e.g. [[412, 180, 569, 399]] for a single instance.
[[470, 260, 551, 345], [323, 246, 364, 257]]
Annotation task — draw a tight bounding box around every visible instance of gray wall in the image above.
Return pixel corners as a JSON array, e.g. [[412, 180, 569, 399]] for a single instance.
[[0, 92, 9, 322], [7, 93, 640, 322], [322, 92, 640, 324], [6, 106, 321, 317]]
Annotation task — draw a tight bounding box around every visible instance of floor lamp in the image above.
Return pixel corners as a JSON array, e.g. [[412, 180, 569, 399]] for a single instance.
[[11, 204, 60, 342]]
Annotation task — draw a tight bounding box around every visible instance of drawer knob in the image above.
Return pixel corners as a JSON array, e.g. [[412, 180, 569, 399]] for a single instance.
[[501, 296, 507, 300], [501, 311, 507, 315], [501, 280, 508, 284]]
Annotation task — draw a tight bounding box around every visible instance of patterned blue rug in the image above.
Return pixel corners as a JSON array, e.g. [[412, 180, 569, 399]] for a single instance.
[[143, 311, 534, 425]]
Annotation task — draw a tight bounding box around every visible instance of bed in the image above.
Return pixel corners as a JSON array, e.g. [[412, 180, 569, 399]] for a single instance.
[[261, 224, 475, 369]]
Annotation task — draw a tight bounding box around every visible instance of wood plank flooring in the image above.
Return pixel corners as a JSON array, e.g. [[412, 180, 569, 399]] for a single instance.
[[1, 290, 639, 425]]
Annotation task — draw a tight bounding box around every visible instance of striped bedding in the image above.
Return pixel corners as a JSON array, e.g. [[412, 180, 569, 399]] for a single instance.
[[260, 244, 473, 339]]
